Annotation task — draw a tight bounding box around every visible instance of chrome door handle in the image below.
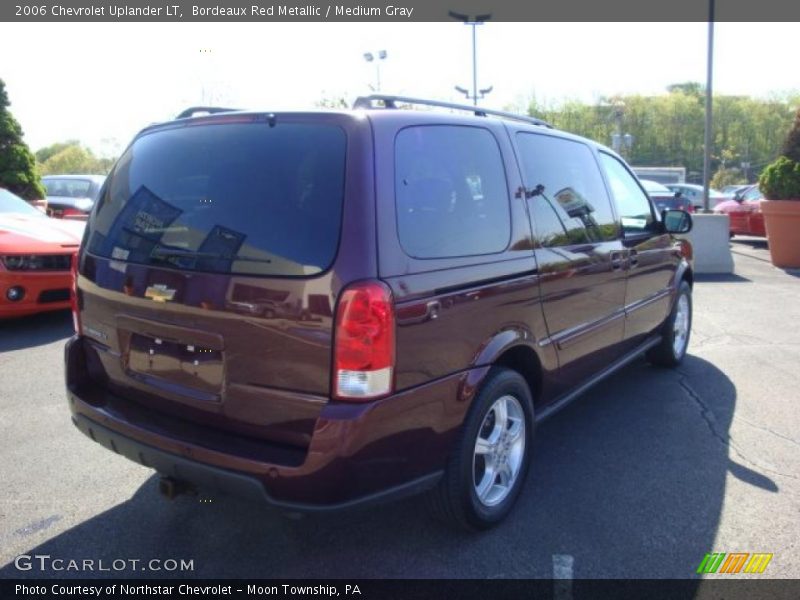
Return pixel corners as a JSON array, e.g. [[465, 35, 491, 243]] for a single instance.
[[629, 249, 639, 268]]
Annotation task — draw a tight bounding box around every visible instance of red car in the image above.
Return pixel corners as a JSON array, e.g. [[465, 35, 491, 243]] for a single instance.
[[714, 185, 765, 237], [0, 188, 84, 318]]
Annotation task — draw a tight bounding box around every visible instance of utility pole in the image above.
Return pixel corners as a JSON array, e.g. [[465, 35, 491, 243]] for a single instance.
[[702, 0, 715, 212]]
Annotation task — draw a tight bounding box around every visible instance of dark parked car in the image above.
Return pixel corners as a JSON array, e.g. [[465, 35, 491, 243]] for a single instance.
[[65, 97, 694, 530], [640, 179, 695, 213], [42, 174, 106, 219]]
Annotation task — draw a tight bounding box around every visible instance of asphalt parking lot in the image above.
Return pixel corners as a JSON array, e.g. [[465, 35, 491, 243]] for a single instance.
[[1, 238, 798, 580]]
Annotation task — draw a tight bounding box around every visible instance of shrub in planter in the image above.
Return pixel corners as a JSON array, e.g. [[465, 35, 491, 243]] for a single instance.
[[758, 109, 800, 268], [760, 156, 800, 200]]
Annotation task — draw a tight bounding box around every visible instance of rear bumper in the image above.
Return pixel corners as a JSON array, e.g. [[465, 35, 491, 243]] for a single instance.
[[66, 336, 475, 510], [70, 413, 442, 512]]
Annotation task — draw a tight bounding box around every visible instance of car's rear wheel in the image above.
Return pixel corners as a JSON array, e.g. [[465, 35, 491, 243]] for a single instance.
[[429, 367, 534, 531], [647, 280, 692, 367]]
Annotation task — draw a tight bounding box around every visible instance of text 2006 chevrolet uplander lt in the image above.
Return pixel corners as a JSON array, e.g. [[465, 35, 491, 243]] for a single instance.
[[65, 97, 694, 530]]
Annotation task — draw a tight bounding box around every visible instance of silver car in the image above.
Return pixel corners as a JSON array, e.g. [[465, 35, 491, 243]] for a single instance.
[[665, 182, 727, 210]]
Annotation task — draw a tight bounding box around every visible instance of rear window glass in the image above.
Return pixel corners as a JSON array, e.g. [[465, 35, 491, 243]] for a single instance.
[[45, 179, 93, 198], [87, 122, 346, 277], [395, 125, 511, 259]]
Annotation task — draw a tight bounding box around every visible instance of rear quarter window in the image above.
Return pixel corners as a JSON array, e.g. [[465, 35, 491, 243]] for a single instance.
[[394, 125, 511, 259]]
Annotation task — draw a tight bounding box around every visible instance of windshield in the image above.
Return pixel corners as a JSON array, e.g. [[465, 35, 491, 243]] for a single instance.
[[86, 121, 347, 277], [0, 189, 46, 217], [742, 186, 762, 201]]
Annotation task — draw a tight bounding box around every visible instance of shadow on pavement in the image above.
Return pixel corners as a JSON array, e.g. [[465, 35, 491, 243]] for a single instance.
[[2, 355, 761, 580], [731, 237, 768, 247], [0, 310, 73, 352]]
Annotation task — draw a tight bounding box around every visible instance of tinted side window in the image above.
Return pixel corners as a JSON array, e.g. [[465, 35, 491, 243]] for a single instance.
[[599, 153, 656, 235], [516, 133, 619, 247], [395, 126, 511, 259]]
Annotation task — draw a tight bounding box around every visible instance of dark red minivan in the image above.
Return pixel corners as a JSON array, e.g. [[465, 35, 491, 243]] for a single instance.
[[66, 96, 694, 530]]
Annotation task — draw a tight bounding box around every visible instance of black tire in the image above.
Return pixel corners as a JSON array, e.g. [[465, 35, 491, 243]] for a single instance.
[[428, 367, 534, 531], [647, 280, 692, 367]]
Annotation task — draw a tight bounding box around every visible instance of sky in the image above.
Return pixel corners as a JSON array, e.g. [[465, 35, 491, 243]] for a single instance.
[[0, 22, 797, 157]]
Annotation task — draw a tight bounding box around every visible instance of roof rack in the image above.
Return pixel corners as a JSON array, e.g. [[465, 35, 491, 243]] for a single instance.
[[352, 94, 553, 129], [175, 106, 241, 120]]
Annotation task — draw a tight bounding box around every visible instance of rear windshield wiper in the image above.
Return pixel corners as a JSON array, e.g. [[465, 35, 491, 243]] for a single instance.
[[150, 248, 272, 263]]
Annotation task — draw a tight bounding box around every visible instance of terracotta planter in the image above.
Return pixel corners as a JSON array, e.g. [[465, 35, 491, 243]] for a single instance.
[[761, 199, 800, 268]]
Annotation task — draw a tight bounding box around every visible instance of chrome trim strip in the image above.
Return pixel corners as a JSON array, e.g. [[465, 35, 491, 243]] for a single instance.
[[624, 288, 672, 314]]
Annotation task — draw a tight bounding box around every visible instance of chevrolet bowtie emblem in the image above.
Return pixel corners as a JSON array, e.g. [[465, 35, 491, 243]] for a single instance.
[[145, 284, 176, 303]]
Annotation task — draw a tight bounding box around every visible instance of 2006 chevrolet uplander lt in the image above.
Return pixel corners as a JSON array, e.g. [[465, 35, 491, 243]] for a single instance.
[[65, 96, 694, 530]]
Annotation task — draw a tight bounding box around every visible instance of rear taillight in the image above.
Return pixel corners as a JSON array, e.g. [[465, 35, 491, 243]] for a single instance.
[[61, 208, 88, 220], [70, 253, 82, 335], [333, 280, 395, 401]]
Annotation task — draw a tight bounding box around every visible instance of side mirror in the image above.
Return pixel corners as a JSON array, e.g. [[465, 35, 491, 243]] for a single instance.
[[733, 192, 744, 202], [663, 209, 692, 234]]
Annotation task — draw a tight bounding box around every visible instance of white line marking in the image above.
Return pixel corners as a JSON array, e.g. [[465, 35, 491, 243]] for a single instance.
[[553, 554, 574, 600]]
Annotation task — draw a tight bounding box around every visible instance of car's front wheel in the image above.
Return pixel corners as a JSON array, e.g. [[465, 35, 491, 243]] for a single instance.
[[647, 280, 692, 367], [429, 367, 534, 530]]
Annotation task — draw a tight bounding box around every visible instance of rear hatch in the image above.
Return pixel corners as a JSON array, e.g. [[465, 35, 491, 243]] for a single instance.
[[76, 114, 349, 447]]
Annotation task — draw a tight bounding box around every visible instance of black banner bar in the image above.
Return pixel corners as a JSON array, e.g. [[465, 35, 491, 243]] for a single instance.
[[4, 579, 800, 600], [3, 0, 800, 22]]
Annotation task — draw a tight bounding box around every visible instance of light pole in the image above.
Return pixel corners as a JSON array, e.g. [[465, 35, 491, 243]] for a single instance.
[[363, 50, 387, 92], [450, 11, 492, 105], [702, 0, 715, 212]]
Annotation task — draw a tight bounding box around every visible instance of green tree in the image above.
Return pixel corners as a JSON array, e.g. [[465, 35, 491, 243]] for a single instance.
[[35, 140, 81, 164], [38, 144, 110, 175], [781, 108, 800, 162], [710, 167, 746, 190], [527, 85, 800, 184], [666, 82, 705, 99], [0, 79, 45, 200], [315, 93, 349, 109]]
